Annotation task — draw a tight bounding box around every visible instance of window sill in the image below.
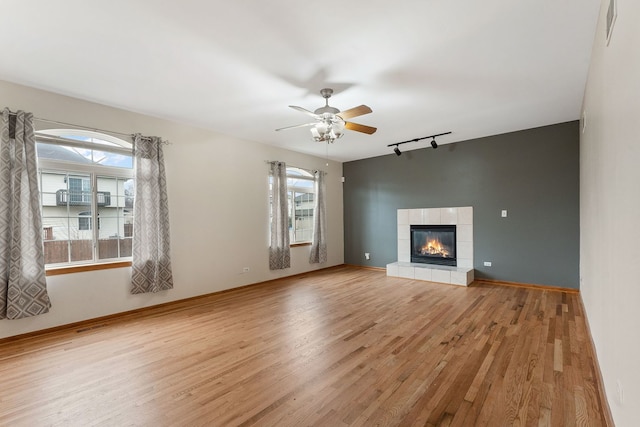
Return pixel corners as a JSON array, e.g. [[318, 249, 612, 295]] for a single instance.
[[45, 261, 132, 276], [291, 242, 312, 247]]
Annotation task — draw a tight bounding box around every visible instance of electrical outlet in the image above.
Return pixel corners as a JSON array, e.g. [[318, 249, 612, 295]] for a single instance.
[[501, 210, 508, 218], [242, 267, 250, 273], [484, 261, 492, 267], [365, 253, 370, 260]]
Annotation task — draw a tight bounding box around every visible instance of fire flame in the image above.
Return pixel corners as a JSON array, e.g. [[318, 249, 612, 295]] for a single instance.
[[421, 238, 450, 258]]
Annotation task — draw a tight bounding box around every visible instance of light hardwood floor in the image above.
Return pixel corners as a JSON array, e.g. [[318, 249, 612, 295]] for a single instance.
[[0, 266, 610, 426]]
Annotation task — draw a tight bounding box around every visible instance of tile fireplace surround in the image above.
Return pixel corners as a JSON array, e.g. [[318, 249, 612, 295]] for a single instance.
[[387, 206, 474, 286]]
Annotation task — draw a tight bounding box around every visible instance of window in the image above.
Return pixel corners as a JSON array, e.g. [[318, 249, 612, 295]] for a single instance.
[[78, 211, 92, 230], [270, 167, 315, 244], [36, 129, 134, 266], [78, 211, 100, 231], [68, 177, 91, 204]]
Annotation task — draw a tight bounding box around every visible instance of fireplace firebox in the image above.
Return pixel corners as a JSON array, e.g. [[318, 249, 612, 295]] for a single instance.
[[410, 224, 457, 266]]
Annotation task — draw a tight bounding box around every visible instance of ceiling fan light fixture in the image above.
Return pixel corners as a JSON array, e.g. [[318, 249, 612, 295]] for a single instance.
[[332, 120, 345, 138], [279, 88, 376, 144]]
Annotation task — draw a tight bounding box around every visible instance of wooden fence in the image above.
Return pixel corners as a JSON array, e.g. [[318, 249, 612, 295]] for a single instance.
[[44, 239, 132, 264]]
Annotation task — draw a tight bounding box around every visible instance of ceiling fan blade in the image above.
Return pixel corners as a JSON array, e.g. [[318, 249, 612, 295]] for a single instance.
[[289, 105, 321, 119], [276, 122, 316, 132], [337, 105, 372, 120], [345, 121, 377, 135]]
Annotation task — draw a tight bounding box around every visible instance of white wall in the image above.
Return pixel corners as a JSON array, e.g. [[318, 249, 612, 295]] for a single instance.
[[0, 80, 344, 339], [580, 0, 640, 425]]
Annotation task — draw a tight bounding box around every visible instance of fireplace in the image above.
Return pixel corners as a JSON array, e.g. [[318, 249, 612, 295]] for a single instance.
[[410, 224, 457, 266]]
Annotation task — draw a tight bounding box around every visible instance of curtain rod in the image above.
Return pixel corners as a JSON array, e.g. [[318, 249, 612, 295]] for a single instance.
[[5, 109, 169, 143], [265, 160, 326, 175]]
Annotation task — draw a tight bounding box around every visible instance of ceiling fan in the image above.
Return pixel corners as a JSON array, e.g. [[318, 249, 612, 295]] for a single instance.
[[276, 88, 377, 143]]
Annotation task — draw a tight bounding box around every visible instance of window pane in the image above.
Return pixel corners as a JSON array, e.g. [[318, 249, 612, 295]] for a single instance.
[[36, 142, 132, 168], [96, 176, 133, 260], [93, 150, 133, 168], [41, 172, 93, 264], [293, 191, 314, 242], [120, 237, 133, 257], [37, 143, 92, 164], [287, 177, 314, 189], [70, 239, 93, 263], [287, 191, 294, 242]]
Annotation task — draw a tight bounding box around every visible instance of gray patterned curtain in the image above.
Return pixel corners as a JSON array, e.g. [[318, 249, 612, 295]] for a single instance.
[[269, 161, 290, 270], [309, 170, 327, 264], [0, 108, 51, 319], [131, 134, 173, 294]]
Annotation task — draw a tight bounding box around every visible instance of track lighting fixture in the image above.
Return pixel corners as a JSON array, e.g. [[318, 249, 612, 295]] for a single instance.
[[387, 131, 451, 156]]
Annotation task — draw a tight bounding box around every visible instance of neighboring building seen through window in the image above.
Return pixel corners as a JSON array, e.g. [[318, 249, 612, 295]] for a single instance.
[[36, 129, 134, 266]]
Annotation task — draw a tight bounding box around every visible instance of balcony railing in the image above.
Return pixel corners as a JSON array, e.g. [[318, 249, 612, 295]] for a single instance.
[[56, 190, 111, 207]]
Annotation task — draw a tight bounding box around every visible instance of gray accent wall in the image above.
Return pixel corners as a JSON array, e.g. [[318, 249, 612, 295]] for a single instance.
[[343, 121, 579, 288]]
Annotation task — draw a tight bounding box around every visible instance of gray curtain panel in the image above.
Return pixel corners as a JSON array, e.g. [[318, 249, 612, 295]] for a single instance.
[[0, 108, 51, 319], [269, 161, 290, 270], [309, 170, 327, 264], [131, 134, 174, 294]]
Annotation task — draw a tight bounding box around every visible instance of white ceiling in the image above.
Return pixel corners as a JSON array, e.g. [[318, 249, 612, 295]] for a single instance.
[[0, 0, 600, 162]]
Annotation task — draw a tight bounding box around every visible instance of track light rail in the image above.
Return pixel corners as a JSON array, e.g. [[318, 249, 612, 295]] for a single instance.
[[387, 131, 452, 148], [387, 131, 452, 156]]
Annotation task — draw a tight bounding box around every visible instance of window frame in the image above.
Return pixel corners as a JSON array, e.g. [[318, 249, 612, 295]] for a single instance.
[[36, 130, 134, 272], [284, 167, 315, 245]]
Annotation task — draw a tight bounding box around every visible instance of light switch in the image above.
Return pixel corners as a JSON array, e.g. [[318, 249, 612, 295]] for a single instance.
[[501, 210, 507, 218]]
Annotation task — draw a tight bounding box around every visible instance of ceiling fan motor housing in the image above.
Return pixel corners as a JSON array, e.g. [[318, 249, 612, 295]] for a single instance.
[[315, 105, 340, 114], [315, 88, 340, 115]]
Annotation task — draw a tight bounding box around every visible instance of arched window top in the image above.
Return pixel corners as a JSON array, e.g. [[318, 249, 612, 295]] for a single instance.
[[286, 167, 313, 178], [286, 167, 314, 189], [36, 129, 133, 169], [37, 129, 132, 149]]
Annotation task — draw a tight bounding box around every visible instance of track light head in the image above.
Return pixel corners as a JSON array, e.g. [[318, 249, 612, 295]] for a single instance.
[[394, 146, 402, 156], [431, 138, 438, 149]]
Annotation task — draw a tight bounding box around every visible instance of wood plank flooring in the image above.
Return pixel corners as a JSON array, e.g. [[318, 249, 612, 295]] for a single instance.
[[0, 266, 610, 426]]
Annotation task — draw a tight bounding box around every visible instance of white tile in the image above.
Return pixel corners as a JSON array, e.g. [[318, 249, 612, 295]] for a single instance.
[[457, 241, 473, 260], [386, 263, 399, 277], [414, 267, 432, 281], [457, 258, 473, 268], [398, 239, 410, 262], [421, 209, 432, 225], [424, 208, 441, 225], [397, 209, 409, 226], [398, 266, 415, 279], [450, 271, 468, 286], [398, 225, 410, 240], [441, 207, 457, 224], [457, 224, 473, 242], [409, 209, 423, 225], [458, 206, 473, 225], [432, 269, 451, 284]]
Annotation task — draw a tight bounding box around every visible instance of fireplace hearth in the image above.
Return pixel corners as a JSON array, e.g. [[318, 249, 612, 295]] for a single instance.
[[410, 224, 457, 266]]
